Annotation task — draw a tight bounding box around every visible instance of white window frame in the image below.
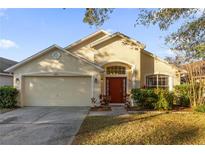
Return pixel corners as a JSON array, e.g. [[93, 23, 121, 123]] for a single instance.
[[146, 74, 169, 88]]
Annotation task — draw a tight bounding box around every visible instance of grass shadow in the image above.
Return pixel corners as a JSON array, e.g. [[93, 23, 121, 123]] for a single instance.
[[78, 112, 167, 134]]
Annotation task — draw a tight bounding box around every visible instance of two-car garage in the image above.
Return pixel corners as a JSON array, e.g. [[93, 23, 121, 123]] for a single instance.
[[6, 45, 102, 107], [23, 76, 92, 106]]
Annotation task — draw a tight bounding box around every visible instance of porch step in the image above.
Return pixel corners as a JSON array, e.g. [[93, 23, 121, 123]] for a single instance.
[[88, 106, 128, 116], [111, 106, 127, 115]]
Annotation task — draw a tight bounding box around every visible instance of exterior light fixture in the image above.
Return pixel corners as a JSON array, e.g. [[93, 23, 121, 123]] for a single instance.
[[16, 78, 20, 85]]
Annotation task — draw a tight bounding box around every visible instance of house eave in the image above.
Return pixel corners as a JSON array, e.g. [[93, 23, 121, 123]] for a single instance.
[[91, 32, 146, 49], [64, 29, 110, 50], [5, 44, 104, 73]]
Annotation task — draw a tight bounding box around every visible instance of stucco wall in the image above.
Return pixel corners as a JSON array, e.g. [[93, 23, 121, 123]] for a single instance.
[[140, 51, 180, 87], [140, 51, 155, 87], [0, 75, 13, 86], [67, 33, 109, 62], [93, 36, 142, 89], [14, 48, 100, 75], [68, 32, 108, 52]]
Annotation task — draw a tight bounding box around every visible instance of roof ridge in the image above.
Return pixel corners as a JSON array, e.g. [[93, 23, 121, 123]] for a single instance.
[[64, 29, 110, 50]]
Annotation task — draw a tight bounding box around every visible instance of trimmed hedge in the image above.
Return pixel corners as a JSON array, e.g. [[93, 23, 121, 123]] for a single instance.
[[0, 86, 19, 108], [131, 88, 174, 110], [131, 88, 157, 109]]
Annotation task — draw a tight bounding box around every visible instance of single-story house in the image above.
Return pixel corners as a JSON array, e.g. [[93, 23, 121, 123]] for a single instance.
[[0, 57, 17, 86], [5, 30, 181, 107]]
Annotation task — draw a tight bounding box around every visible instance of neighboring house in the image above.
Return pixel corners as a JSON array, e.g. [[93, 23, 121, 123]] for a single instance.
[[0, 57, 17, 86], [5, 30, 181, 107]]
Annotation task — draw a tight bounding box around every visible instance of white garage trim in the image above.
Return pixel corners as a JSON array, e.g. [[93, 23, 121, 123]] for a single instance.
[[91, 75, 94, 98], [22, 71, 93, 77], [0, 73, 13, 77]]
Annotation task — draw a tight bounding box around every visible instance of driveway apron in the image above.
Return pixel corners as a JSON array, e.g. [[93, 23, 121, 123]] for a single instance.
[[0, 107, 89, 145]]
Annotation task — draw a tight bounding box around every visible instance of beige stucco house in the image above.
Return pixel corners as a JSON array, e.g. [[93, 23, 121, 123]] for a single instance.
[[6, 30, 181, 106]]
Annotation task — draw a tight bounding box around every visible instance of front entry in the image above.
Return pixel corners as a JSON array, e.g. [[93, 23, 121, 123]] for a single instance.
[[106, 77, 126, 103]]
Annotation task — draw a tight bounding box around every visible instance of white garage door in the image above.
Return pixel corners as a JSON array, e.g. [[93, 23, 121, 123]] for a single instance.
[[23, 76, 91, 106]]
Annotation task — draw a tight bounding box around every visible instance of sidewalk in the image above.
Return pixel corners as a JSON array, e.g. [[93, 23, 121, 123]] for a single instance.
[[88, 106, 128, 116]]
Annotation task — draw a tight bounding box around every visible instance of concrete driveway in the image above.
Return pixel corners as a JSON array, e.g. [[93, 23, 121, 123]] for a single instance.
[[0, 107, 89, 145]]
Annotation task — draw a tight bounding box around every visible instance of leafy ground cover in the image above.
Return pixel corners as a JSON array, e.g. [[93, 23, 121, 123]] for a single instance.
[[73, 112, 205, 145]]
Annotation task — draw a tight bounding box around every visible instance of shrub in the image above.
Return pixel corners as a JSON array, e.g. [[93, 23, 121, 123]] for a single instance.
[[0, 86, 19, 108], [131, 89, 155, 109], [131, 88, 145, 103], [131, 88, 157, 109], [131, 88, 174, 110], [154, 89, 173, 110], [143, 89, 158, 109], [174, 84, 190, 107], [195, 105, 205, 113], [155, 92, 169, 110]]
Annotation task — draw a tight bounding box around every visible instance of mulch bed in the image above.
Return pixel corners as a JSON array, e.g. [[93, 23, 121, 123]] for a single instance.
[[126, 107, 156, 112], [171, 105, 193, 112], [90, 106, 112, 111], [126, 105, 192, 112]]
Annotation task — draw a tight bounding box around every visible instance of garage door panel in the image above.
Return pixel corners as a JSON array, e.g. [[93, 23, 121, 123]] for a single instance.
[[23, 76, 91, 106]]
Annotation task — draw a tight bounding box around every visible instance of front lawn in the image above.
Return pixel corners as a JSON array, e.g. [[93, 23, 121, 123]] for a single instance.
[[72, 112, 205, 144]]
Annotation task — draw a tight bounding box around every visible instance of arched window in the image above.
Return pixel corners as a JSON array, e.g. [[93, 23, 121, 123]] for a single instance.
[[146, 74, 169, 88], [106, 66, 126, 75]]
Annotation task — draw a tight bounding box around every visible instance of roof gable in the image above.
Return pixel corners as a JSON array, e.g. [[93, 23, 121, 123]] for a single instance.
[[91, 32, 145, 49], [64, 30, 110, 50], [5, 44, 103, 72], [142, 50, 182, 71]]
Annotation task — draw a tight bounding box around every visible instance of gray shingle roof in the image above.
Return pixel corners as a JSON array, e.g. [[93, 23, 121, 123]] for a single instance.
[[0, 57, 18, 73]]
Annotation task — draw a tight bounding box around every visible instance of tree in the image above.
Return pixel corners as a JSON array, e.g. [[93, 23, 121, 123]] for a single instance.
[[164, 52, 187, 66], [181, 61, 205, 107], [83, 8, 113, 26], [136, 8, 205, 61], [135, 9, 205, 107], [83, 8, 205, 61]]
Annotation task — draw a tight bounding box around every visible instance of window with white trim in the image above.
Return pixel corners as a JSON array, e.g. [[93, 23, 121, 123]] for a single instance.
[[146, 74, 169, 88], [106, 66, 126, 75]]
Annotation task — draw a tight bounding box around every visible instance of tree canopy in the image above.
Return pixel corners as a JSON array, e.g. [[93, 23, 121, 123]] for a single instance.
[[83, 8, 205, 62], [83, 8, 113, 26]]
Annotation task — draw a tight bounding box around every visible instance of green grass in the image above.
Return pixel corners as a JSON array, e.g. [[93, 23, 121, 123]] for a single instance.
[[72, 112, 205, 145]]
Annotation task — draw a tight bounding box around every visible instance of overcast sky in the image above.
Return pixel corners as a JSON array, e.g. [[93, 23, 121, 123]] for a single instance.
[[0, 8, 179, 62]]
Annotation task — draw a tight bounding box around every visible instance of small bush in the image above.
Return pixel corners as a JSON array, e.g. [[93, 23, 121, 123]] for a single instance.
[[131, 88, 174, 110], [195, 105, 205, 113], [131, 88, 145, 103], [0, 86, 19, 108], [174, 84, 190, 107], [154, 89, 173, 110], [143, 89, 158, 109], [131, 88, 157, 109], [132, 88, 174, 110]]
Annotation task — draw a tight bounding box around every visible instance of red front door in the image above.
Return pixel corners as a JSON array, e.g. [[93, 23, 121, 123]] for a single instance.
[[106, 77, 126, 103]]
